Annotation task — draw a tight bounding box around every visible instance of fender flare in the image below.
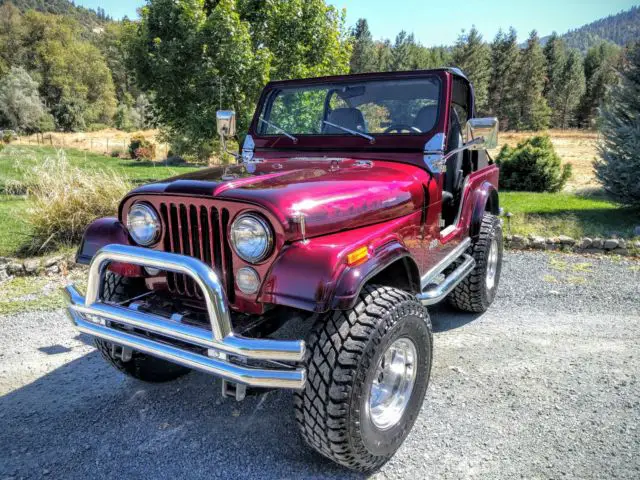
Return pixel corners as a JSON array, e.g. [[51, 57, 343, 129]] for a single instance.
[[470, 181, 499, 238]]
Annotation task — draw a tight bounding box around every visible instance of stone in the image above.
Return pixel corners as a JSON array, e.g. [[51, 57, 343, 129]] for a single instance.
[[23, 259, 40, 274], [531, 236, 546, 249], [634, 241, 640, 250], [45, 265, 60, 275], [44, 255, 63, 268], [0, 268, 8, 282], [614, 248, 629, 256], [592, 238, 604, 249], [0, 256, 9, 266], [510, 235, 529, 248], [578, 238, 592, 249], [617, 239, 626, 249], [6, 262, 24, 275], [604, 239, 619, 250], [558, 235, 575, 245], [546, 237, 559, 244]]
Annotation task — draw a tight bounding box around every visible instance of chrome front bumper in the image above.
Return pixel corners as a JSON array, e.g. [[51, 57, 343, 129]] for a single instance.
[[65, 244, 306, 390]]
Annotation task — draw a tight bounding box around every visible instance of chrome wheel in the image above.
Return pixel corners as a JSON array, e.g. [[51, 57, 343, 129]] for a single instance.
[[486, 238, 498, 291], [368, 338, 417, 430]]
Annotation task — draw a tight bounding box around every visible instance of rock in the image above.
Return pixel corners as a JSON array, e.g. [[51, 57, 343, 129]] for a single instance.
[[578, 238, 593, 249], [510, 235, 529, 248], [592, 238, 604, 249], [546, 237, 559, 244], [634, 241, 640, 250], [6, 262, 24, 275], [617, 239, 626, 249], [558, 235, 575, 246], [614, 248, 629, 256], [23, 259, 40, 274], [0, 256, 9, 266], [45, 265, 60, 275], [530, 236, 546, 249], [44, 255, 63, 268], [0, 269, 8, 282], [604, 239, 619, 250]]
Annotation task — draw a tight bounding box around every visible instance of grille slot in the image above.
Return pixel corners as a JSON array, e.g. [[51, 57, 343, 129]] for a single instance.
[[160, 202, 232, 300]]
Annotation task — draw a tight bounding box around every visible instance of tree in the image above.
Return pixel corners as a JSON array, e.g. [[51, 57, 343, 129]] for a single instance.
[[594, 42, 640, 207], [0, 66, 46, 132], [488, 28, 520, 129], [350, 18, 377, 74], [542, 33, 566, 100], [577, 41, 621, 128], [553, 49, 585, 128], [390, 31, 416, 71], [451, 27, 491, 114], [515, 31, 551, 130], [375, 39, 393, 72], [0, 2, 25, 77]]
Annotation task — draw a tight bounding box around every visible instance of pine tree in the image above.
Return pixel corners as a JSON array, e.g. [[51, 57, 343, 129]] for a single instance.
[[543, 33, 566, 99], [349, 19, 377, 74], [451, 26, 491, 114], [553, 49, 586, 128], [488, 27, 520, 129], [390, 31, 415, 71], [594, 42, 640, 207], [516, 31, 551, 130], [577, 41, 622, 127], [376, 39, 393, 72]]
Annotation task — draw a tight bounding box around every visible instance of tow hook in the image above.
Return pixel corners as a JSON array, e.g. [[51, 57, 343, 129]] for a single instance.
[[111, 344, 133, 362]]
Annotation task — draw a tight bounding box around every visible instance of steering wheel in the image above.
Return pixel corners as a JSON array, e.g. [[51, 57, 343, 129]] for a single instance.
[[383, 124, 422, 134]]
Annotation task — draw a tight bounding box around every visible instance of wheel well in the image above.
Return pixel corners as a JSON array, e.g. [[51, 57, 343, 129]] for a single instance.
[[366, 257, 420, 294], [485, 189, 499, 214]]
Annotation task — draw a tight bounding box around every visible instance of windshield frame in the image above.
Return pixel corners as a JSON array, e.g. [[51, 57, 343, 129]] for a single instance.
[[249, 71, 449, 151]]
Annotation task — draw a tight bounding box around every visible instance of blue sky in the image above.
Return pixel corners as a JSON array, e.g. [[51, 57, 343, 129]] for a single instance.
[[76, 0, 638, 46]]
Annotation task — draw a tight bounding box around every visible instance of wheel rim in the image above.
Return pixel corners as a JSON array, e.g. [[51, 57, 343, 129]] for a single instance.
[[368, 337, 417, 430], [486, 238, 499, 291]]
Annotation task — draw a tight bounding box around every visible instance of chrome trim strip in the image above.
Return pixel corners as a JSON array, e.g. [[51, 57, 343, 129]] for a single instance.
[[66, 244, 306, 389], [420, 237, 471, 289], [417, 254, 476, 306]]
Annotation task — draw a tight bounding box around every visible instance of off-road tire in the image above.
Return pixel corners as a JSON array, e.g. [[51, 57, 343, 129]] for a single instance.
[[448, 213, 503, 313], [294, 285, 432, 473], [94, 273, 191, 383]]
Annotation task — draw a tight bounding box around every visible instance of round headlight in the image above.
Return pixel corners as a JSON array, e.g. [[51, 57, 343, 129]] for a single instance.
[[236, 267, 260, 294], [127, 203, 161, 246], [230, 213, 273, 263]]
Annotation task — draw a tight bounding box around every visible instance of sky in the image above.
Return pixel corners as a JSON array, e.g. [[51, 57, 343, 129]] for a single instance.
[[76, 0, 638, 46]]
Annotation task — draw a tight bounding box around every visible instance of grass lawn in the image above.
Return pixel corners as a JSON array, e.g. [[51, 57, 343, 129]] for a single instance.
[[501, 191, 640, 240], [0, 195, 30, 256], [0, 145, 201, 191]]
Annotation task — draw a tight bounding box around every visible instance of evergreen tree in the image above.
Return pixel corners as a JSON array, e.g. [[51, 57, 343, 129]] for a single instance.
[[390, 31, 415, 71], [516, 31, 551, 130], [349, 18, 377, 73], [577, 41, 621, 128], [594, 42, 640, 207], [553, 49, 586, 128], [376, 39, 393, 72], [488, 27, 520, 129], [542, 32, 566, 100], [451, 26, 491, 114]]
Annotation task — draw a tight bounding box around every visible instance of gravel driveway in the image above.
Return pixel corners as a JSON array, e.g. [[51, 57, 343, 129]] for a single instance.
[[1, 251, 639, 479]]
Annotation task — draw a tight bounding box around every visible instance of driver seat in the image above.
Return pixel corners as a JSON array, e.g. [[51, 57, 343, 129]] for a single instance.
[[322, 108, 366, 134]]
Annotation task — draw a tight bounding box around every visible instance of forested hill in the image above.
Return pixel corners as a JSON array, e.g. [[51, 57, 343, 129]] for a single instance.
[[0, 0, 110, 28], [544, 6, 640, 52]]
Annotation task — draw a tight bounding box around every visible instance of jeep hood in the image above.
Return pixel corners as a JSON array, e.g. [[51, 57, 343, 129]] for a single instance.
[[127, 158, 428, 240]]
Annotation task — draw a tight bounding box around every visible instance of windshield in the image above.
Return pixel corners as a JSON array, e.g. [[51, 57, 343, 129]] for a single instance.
[[257, 77, 441, 137]]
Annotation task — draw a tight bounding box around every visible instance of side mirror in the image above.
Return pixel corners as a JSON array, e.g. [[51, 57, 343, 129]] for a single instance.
[[216, 110, 236, 138], [465, 117, 498, 150]]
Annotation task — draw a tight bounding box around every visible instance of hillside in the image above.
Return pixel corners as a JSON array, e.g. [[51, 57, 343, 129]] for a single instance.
[[0, 0, 110, 29], [542, 6, 640, 52]]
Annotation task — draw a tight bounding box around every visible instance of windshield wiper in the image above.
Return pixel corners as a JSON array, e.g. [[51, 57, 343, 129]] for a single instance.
[[258, 117, 298, 144], [321, 120, 375, 144]]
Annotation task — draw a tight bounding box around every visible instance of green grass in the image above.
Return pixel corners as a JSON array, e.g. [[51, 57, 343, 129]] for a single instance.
[[0, 145, 201, 191], [501, 191, 640, 239], [0, 195, 30, 256]]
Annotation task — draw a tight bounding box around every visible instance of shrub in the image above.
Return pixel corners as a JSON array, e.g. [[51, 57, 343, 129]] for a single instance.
[[22, 151, 132, 253], [128, 134, 156, 160], [2, 130, 16, 144], [110, 148, 124, 158], [497, 135, 572, 192], [594, 43, 640, 207]]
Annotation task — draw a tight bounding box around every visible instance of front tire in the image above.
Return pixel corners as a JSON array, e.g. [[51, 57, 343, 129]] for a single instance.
[[295, 285, 432, 473], [94, 273, 191, 383], [448, 213, 503, 312]]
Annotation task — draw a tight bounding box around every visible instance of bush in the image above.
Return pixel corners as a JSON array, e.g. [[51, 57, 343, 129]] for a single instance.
[[2, 130, 16, 144], [22, 151, 132, 253], [110, 148, 124, 158], [497, 135, 572, 192], [128, 134, 156, 160]]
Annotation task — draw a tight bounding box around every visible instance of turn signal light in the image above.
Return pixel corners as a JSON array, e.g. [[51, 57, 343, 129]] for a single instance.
[[346, 246, 370, 266]]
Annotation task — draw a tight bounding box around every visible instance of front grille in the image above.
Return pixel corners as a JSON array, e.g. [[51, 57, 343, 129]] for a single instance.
[[159, 202, 235, 302]]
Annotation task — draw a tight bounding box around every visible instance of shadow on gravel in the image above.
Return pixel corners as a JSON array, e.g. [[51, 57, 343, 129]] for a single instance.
[[0, 350, 365, 479], [429, 302, 484, 333]]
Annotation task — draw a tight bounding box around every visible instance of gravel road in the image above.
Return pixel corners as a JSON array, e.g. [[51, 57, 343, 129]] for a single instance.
[[1, 251, 639, 479]]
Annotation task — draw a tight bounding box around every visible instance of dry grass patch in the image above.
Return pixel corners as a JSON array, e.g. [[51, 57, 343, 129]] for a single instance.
[[21, 151, 132, 253]]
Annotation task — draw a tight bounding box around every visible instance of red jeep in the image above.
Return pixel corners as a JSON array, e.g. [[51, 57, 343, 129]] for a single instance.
[[66, 68, 502, 472]]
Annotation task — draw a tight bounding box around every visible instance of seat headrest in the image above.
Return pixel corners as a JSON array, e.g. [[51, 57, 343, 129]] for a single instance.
[[413, 105, 438, 133], [323, 108, 366, 134]]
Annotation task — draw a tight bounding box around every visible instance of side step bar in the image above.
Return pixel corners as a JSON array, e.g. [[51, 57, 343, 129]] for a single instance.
[[417, 239, 476, 306]]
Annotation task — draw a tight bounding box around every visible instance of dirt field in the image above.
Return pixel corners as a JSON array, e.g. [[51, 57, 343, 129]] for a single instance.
[[16, 128, 599, 188]]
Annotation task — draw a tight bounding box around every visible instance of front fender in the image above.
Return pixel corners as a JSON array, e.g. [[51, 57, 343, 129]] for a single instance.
[[470, 181, 499, 238], [259, 212, 422, 313]]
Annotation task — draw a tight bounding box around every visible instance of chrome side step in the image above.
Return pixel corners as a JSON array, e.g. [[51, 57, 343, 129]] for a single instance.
[[417, 254, 475, 306]]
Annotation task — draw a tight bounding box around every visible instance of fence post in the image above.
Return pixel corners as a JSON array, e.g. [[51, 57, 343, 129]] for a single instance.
[[106, 138, 109, 153]]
